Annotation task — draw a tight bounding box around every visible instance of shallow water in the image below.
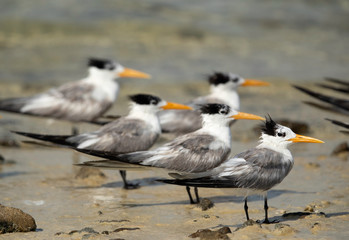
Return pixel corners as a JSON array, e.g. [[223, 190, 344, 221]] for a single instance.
[[0, 0, 348, 85]]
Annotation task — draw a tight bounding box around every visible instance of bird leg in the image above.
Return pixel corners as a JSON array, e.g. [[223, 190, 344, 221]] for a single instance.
[[244, 198, 250, 220], [186, 186, 196, 204], [257, 195, 278, 224], [119, 170, 140, 190], [194, 187, 200, 203], [71, 125, 79, 135], [263, 196, 270, 223]]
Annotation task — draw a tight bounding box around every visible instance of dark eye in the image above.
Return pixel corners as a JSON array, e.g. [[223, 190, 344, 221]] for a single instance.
[[232, 78, 239, 83], [150, 100, 157, 105], [277, 132, 285, 137], [106, 64, 115, 70]]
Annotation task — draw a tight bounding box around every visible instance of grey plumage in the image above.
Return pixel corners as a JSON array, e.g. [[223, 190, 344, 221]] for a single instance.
[[0, 58, 150, 123], [0, 73, 114, 122], [164, 148, 293, 192], [14, 93, 191, 189], [158, 117, 323, 223], [76, 103, 266, 203], [78, 133, 231, 174], [68, 118, 159, 152]]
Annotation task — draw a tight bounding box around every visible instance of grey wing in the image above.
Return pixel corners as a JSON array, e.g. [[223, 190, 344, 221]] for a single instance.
[[20, 81, 112, 121], [139, 134, 231, 173], [0, 96, 34, 114], [69, 118, 159, 153], [212, 148, 294, 190], [55, 81, 95, 102], [158, 110, 202, 134]]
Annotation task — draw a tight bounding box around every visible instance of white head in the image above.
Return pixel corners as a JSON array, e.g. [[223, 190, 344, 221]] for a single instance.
[[87, 58, 150, 81], [200, 104, 265, 128], [208, 72, 269, 92], [259, 116, 324, 150]]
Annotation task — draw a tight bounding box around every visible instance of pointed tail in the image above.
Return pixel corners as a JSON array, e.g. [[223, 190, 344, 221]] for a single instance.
[[13, 131, 73, 147]]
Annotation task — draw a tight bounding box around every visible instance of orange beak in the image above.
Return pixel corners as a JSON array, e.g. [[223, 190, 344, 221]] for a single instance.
[[288, 134, 324, 143], [118, 68, 151, 79], [242, 79, 270, 87], [230, 112, 265, 120], [161, 102, 193, 110]]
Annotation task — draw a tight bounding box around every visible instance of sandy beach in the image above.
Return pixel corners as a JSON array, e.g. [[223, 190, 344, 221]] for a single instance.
[[1, 79, 349, 239], [0, 1, 348, 239]]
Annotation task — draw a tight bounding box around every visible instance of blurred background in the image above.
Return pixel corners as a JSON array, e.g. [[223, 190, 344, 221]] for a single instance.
[[0, 0, 348, 87]]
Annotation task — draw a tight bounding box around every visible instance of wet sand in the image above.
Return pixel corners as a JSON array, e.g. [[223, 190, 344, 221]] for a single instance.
[[0, 80, 349, 239], [1, 1, 349, 238]]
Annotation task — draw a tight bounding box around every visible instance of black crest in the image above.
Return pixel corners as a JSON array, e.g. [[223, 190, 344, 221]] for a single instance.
[[199, 103, 230, 115], [88, 58, 115, 70], [129, 94, 161, 105], [208, 72, 230, 86], [261, 115, 277, 136]]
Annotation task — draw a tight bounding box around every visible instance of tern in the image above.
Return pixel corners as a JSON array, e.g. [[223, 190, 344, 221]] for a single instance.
[[325, 118, 349, 135], [13, 94, 192, 189], [158, 72, 269, 134], [318, 77, 349, 94], [75, 104, 265, 203], [0, 58, 150, 123], [293, 84, 349, 115], [158, 117, 324, 223]]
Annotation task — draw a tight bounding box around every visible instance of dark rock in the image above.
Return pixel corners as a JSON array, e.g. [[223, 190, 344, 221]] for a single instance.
[[80, 227, 98, 234], [197, 198, 214, 211], [113, 227, 140, 233], [0, 204, 36, 234], [311, 222, 320, 229], [101, 230, 109, 235], [68, 227, 98, 235], [234, 220, 261, 232], [99, 219, 130, 223], [68, 230, 79, 235], [75, 166, 106, 179], [189, 227, 231, 239]]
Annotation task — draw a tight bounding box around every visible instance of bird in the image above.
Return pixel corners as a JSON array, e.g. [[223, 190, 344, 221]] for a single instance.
[[75, 103, 265, 203], [13, 94, 192, 189], [317, 77, 349, 94], [325, 118, 349, 135], [293, 79, 349, 134], [293, 81, 349, 115], [0, 58, 151, 123], [158, 117, 324, 223], [158, 72, 269, 134]]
